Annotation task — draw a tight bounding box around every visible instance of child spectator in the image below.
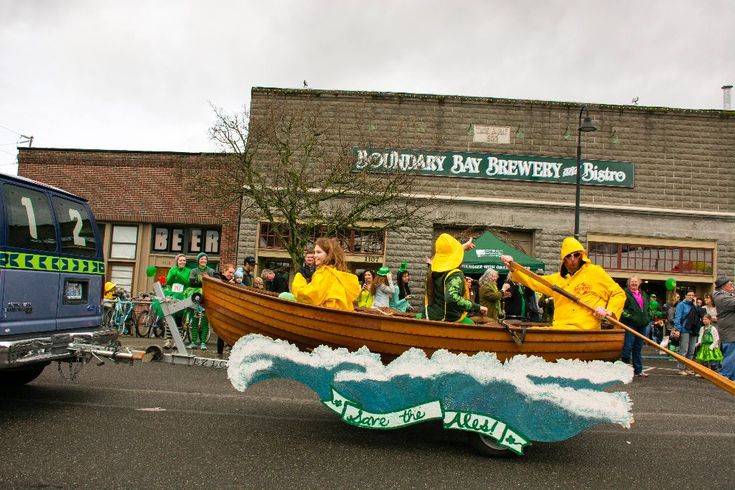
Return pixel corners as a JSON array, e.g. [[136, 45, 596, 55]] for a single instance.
[[371, 266, 394, 308], [234, 269, 245, 286], [695, 314, 724, 370]]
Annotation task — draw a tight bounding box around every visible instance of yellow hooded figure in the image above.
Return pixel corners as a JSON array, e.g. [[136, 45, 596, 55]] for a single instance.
[[291, 238, 360, 311], [507, 237, 625, 330]]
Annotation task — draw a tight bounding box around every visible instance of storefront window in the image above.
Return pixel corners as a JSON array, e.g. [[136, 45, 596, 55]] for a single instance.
[[588, 242, 713, 275]]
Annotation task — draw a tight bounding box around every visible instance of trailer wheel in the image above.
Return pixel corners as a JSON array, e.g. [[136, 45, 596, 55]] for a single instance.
[[468, 433, 520, 458], [0, 365, 47, 386]]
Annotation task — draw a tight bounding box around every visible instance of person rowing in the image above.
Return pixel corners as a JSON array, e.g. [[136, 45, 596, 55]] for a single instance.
[[500, 237, 624, 330]]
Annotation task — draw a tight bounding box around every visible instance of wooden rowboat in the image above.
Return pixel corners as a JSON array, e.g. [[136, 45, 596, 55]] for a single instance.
[[201, 276, 624, 363]]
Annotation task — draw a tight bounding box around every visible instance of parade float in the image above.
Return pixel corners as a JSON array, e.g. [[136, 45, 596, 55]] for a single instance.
[[199, 274, 639, 456]]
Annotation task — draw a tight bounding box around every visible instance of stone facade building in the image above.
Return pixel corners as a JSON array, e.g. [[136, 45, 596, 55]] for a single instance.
[[241, 87, 735, 300]]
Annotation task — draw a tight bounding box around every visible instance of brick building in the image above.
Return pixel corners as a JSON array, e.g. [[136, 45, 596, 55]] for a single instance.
[[17, 148, 239, 295], [240, 87, 735, 300]]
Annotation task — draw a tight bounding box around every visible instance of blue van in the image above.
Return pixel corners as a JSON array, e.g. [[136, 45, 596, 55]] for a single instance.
[[0, 174, 116, 385]]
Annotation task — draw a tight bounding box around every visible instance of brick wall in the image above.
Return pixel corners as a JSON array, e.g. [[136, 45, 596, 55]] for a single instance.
[[17, 148, 240, 264]]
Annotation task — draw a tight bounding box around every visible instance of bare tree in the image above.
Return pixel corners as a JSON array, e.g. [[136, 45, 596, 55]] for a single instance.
[[205, 96, 435, 266]]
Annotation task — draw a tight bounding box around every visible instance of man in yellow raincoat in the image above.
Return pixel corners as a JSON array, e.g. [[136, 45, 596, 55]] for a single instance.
[[501, 237, 625, 330], [292, 237, 360, 311]]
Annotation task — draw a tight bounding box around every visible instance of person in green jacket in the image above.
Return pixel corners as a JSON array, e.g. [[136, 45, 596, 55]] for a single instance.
[[187, 252, 215, 350], [424, 234, 487, 323], [478, 267, 502, 320], [160, 253, 191, 349]]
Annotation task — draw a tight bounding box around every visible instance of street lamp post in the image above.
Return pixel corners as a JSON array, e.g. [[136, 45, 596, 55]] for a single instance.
[[574, 107, 597, 240]]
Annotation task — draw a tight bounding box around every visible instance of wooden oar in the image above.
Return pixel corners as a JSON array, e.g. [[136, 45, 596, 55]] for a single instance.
[[508, 261, 735, 397]]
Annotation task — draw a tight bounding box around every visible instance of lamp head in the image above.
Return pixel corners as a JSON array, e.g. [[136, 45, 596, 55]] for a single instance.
[[579, 116, 597, 132]]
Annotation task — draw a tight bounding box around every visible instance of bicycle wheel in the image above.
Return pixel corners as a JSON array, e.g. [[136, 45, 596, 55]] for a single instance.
[[136, 309, 153, 337], [151, 315, 166, 338], [110, 309, 125, 335], [124, 312, 136, 336], [202, 313, 211, 342], [181, 309, 192, 343]]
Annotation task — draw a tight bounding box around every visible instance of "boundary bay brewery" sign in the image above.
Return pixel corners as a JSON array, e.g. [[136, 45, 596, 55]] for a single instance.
[[353, 148, 634, 188]]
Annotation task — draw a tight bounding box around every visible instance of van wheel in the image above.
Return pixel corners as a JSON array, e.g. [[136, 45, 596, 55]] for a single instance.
[[0, 365, 47, 386], [468, 433, 520, 458]]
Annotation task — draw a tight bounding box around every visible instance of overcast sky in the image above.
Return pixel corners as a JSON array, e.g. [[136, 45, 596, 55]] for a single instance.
[[1, 0, 733, 174]]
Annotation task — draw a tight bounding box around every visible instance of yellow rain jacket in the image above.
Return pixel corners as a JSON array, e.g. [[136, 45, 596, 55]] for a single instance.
[[508, 237, 625, 330], [292, 265, 361, 311]]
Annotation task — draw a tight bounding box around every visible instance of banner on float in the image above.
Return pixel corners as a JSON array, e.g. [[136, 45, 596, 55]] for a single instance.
[[322, 387, 530, 455]]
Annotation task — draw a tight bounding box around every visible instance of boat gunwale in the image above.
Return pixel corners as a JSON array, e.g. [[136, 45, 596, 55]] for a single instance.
[[201, 276, 625, 338]]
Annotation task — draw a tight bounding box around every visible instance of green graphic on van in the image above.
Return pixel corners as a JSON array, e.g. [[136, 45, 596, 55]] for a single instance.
[[0, 250, 105, 274]]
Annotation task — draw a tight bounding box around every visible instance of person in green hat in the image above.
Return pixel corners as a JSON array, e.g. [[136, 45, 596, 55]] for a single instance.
[[371, 266, 394, 309], [424, 234, 487, 323], [186, 252, 215, 350]]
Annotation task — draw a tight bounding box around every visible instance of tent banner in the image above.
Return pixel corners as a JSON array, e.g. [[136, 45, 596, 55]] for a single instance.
[[460, 231, 544, 274], [352, 147, 634, 188]]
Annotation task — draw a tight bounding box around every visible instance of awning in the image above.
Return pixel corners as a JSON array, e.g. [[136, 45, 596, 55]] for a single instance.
[[461, 231, 545, 274]]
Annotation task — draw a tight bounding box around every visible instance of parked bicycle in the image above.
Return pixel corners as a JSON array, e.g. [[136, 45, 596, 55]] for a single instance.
[[135, 292, 166, 338], [181, 291, 211, 349], [102, 288, 137, 335]]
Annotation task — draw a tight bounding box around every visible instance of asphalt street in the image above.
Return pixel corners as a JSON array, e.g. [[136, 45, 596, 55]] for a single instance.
[[1, 339, 733, 489]]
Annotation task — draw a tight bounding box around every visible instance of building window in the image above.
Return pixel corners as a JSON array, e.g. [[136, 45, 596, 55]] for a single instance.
[[110, 225, 138, 259], [338, 229, 385, 255], [587, 242, 713, 275], [258, 222, 385, 255], [108, 263, 134, 294]]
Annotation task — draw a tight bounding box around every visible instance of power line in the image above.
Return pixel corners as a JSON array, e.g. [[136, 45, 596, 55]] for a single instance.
[[0, 123, 22, 136], [0, 123, 33, 147]]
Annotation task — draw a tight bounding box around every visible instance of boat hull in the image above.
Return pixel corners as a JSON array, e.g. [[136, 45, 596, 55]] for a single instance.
[[202, 276, 624, 362]]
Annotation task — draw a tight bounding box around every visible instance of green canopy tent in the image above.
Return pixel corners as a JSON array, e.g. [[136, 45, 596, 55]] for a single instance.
[[461, 231, 545, 275]]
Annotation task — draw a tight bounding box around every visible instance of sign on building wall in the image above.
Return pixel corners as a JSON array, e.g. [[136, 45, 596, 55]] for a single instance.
[[472, 125, 511, 144], [152, 226, 221, 255], [352, 148, 635, 188]]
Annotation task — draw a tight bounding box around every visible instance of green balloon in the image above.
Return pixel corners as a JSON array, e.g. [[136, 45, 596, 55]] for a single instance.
[[146, 265, 158, 278], [665, 278, 677, 290]]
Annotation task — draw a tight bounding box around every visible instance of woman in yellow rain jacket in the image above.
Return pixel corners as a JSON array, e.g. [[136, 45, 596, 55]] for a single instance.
[[292, 237, 360, 311], [501, 237, 625, 330]]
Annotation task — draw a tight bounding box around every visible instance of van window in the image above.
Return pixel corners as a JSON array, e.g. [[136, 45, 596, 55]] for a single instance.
[[51, 196, 98, 257], [4, 184, 57, 252]]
